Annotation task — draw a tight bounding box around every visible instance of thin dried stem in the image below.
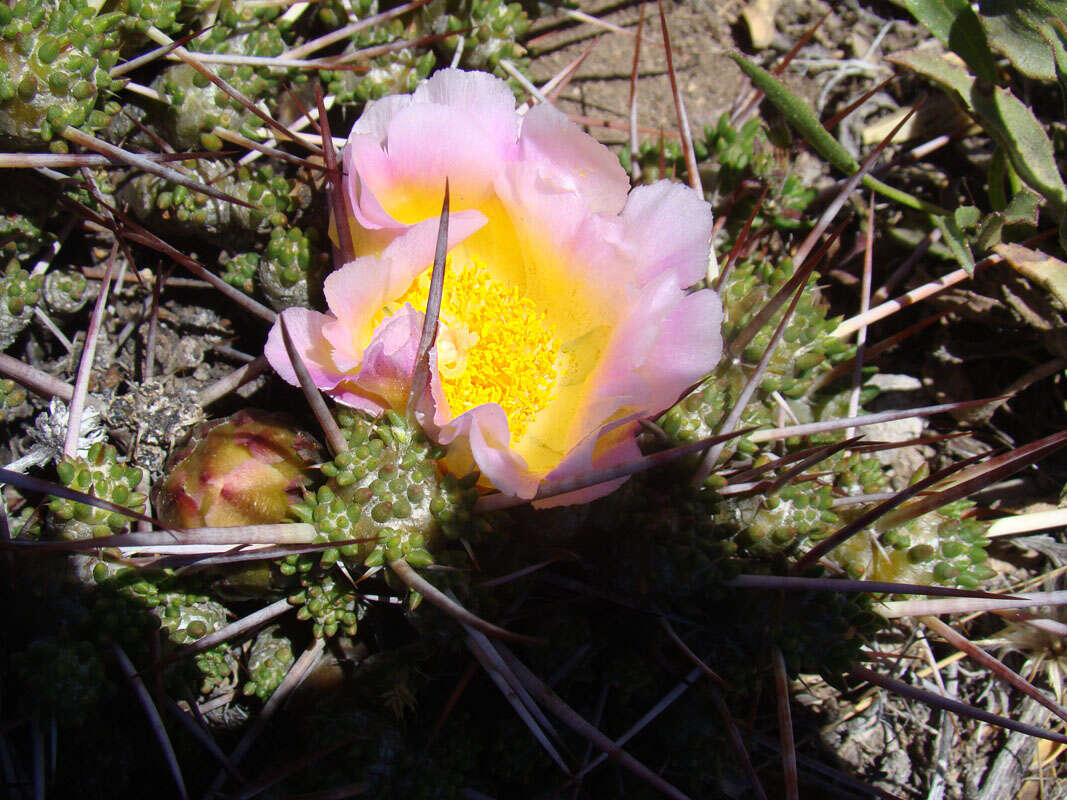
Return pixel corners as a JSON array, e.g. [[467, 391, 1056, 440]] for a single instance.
[[627, 3, 646, 181], [846, 192, 875, 437], [161, 697, 245, 783], [171, 597, 293, 663], [283, 0, 432, 59], [729, 573, 1013, 600], [693, 263, 813, 484], [988, 508, 1067, 538]]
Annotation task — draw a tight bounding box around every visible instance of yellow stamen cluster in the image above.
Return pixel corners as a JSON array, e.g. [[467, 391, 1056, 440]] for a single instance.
[[374, 257, 563, 442]]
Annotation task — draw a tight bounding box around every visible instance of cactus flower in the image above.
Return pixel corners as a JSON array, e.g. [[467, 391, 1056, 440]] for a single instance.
[[266, 69, 723, 505], [154, 410, 322, 528]]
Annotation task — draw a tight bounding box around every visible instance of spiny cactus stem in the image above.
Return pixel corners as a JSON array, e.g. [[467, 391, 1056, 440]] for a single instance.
[[771, 647, 800, 800], [881, 590, 1067, 619], [146, 26, 323, 155], [408, 182, 449, 417], [112, 643, 189, 800], [329, 29, 468, 67], [793, 450, 987, 572], [62, 127, 252, 210], [63, 251, 115, 459], [197, 355, 270, 407], [284, 0, 434, 60], [852, 665, 1067, 745], [656, 0, 701, 196], [206, 638, 326, 798], [239, 95, 337, 168], [463, 628, 571, 773], [495, 643, 694, 800], [167, 597, 293, 665], [714, 183, 769, 292], [277, 316, 347, 455], [815, 312, 943, 390], [921, 615, 1067, 726], [387, 558, 541, 645], [693, 266, 812, 485]]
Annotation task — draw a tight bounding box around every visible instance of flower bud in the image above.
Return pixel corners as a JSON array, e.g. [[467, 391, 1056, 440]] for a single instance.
[[153, 409, 322, 528]]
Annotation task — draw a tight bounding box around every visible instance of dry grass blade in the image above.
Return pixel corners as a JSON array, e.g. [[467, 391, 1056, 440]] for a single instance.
[[626, 2, 646, 181], [656, 0, 700, 194], [62, 127, 253, 209], [409, 182, 449, 417], [475, 426, 756, 511], [771, 647, 799, 800], [463, 629, 571, 773], [879, 430, 1067, 530], [793, 450, 988, 572], [112, 643, 188, 799], [388, 558, 539, 644], [763, 438, 858, 495], [881, 590, 1067, 618], [988, 508, 1067, 537], [815, 312, 943, 390], [852, 665, 1067, 744], [495, 644, 694, 800], [822, 75, 896, 131], [921, 615, 1067, 725], [694, 261, 814, 484], [63, 247, 115, 458], [278, 315, 347, 456]]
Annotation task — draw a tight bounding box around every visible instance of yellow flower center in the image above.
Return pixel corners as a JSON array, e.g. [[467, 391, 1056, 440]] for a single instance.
[[372, 257, 564, 442]]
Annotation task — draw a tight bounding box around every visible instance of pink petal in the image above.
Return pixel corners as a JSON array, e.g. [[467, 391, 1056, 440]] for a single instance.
[[620, 181, 714, 289], [264, 307, 347, 390], [321, 210, 487, 370], [411, 68, 521, 147], [430, 404, 540, 500], [533, 415, 643, 508], [517, 104, 629, 216]]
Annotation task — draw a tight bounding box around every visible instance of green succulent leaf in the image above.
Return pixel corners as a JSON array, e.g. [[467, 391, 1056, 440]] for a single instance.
[[893, 0, 999, 81], [891, 49, 1067, 218], [979, 0, 1067, 81]]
